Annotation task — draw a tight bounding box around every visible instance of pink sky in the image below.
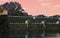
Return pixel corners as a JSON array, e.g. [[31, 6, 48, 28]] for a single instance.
[[0, 0, 60, 16]]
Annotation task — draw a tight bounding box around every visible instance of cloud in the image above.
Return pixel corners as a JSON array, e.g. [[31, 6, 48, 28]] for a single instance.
[[54, 5, 60, 7]]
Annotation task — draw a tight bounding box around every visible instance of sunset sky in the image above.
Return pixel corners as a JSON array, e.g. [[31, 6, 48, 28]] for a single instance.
[[0, 0, 60, 16]]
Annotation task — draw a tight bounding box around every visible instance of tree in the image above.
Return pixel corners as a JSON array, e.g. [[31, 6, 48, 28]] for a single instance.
[[50, 15, 60, 18], [36, 15, 47, 17], [2, 2, 28, 16]]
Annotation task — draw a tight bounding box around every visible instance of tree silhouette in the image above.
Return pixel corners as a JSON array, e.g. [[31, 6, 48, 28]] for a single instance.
[[50, 15, 60, 18], [2, 2, 28, 16], [36, 15, 47, 17]]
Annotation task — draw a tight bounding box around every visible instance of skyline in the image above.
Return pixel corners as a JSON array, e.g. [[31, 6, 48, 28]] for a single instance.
[[0, 0, 60, 16]]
